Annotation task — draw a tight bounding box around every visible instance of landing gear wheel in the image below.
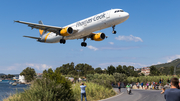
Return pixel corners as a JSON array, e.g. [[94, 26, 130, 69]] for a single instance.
[[81, 42, 87, 47], [112, 25, 117, 34], [112, 31, 116, 34], [60, 39, 66, 44]]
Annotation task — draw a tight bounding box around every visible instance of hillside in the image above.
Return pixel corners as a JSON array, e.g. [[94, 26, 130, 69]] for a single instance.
[[152, 58, 180, 75], [0, 73, 6, 76], [152, 58, 180, 68]]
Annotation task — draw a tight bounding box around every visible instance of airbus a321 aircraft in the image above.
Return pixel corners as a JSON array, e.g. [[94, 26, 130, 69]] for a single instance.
[[15, 9, 129, 47]]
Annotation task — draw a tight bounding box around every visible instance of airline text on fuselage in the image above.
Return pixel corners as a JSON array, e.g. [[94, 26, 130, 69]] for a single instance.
[[76, 13, 106, 27]]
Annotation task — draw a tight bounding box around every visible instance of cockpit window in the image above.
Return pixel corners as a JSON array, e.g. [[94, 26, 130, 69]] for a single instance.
[[114, 10, 124, 13], [114, 10, 119, 13], [120, 10, 124, 12]]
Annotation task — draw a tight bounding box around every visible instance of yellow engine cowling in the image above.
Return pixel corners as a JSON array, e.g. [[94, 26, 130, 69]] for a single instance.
[[91, 33, 106, 41], [60, 27, 73, 36]]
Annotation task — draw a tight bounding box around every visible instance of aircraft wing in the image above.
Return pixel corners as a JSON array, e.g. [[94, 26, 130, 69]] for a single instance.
[[14, 20, 78, 34]]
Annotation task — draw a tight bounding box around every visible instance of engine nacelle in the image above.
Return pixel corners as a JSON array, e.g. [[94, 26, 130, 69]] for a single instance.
[[60, 27, 73, 36], [91, 33, 106, 41]]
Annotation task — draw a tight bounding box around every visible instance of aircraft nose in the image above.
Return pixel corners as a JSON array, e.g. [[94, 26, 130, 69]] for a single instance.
[[122, 12, 129, 21], [125, 12, 129, 19]]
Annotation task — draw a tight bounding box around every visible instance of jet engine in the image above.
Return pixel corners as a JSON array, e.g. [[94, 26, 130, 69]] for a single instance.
[[59, 27, 73, 36], [91, 33, 106, 41]]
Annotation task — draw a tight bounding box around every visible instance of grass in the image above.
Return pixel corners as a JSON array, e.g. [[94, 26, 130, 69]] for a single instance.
[[73, 82, 116, 101]]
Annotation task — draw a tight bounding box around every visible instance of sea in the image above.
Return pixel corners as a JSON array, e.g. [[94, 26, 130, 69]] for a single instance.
[[0, 80, 29, 101]]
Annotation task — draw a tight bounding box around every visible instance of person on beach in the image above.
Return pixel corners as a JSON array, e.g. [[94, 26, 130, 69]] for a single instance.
[[141, 82, 143, 89], [137, 82, 140, 89], [159, 79, 162, 86], [179, 78, 180, 88], [164, 77, 180, 101], [146, 82, 149, 90], [118, 81, 121, 92], [161, 83, 170, 94], [80, 82, 87, 101]]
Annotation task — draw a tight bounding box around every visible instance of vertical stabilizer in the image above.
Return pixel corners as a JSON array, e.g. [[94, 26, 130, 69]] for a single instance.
[[39, 20, 44, 37]]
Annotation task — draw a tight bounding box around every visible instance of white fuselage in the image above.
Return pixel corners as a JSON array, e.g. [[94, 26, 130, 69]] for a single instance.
[[41, 9, 129, 43]]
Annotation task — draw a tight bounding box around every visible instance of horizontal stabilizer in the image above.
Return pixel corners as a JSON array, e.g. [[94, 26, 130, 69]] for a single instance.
[[23, 36, 40, 39]]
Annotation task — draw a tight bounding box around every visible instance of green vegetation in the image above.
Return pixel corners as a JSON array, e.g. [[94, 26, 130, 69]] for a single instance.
[[152, 58, 180, 75], [1, 74, 15, 79], [86, 73, 116, 88], [113, 73, 127, 83], [5, 68, 75, 101], [149, 66, 160, 76], [5, 59, 180, 101], [152, 59, 180, 68], [127, 75, 180, 85], [56, 62, 95, 76], [94, 67, 103, 74], [73, 82, 116, 101], [20, 67, 36, 82], [5, 69, 117, 101], [55, 62, 139, 78]]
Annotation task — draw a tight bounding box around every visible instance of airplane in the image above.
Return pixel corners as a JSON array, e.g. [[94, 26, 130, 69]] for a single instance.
[[14, 9, 129, 47]]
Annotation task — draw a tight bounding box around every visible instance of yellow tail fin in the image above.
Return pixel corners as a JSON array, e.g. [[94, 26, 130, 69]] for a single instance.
[[38, 20, 44, 36], [39, 29, 44, 35]]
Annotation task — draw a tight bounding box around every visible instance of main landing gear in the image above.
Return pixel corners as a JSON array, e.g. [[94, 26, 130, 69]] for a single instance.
[[60, 39, 66, 44], [81, 37, 87, 47], [112, 25, 117, 34], [81, 42, 87, 47]]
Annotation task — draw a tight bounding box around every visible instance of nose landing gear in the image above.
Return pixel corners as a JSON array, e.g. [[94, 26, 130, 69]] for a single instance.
[[112, 25, 116, 34]]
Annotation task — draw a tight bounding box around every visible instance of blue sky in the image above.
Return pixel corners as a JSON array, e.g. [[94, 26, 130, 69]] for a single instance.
[[0, 1, 180, 74]]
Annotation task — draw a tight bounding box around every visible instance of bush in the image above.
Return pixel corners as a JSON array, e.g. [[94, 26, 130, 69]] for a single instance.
[[73, 82, 116, 101], [86, 74, 115, 89], [5, 68, 75, 101]]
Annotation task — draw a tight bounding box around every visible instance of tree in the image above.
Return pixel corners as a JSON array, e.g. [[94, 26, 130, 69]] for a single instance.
[[140, 73, 145, 76], [95, 67, 103, 74], [170, 66, 174, 75], [102, 68, 107, 74], [7, 74, 15, 78], [149, 66, 160, 76], [116, 65, 125, 73], [113, 73, 127, 84], [56, 62, 76, 75], [75, 63, 94, 76], [107, 65, 115, 75], [20, 67, 36, 82]]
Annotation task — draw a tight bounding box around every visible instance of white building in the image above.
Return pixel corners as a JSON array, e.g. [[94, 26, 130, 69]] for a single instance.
[[141, 67, 150, 76], [19, 75, 26, 83]]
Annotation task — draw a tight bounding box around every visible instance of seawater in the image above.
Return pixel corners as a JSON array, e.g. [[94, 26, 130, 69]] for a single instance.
[[0, 80, 29, 101]]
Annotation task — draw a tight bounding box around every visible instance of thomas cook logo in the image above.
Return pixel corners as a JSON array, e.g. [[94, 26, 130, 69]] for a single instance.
[[76, 13, 106, 27]]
